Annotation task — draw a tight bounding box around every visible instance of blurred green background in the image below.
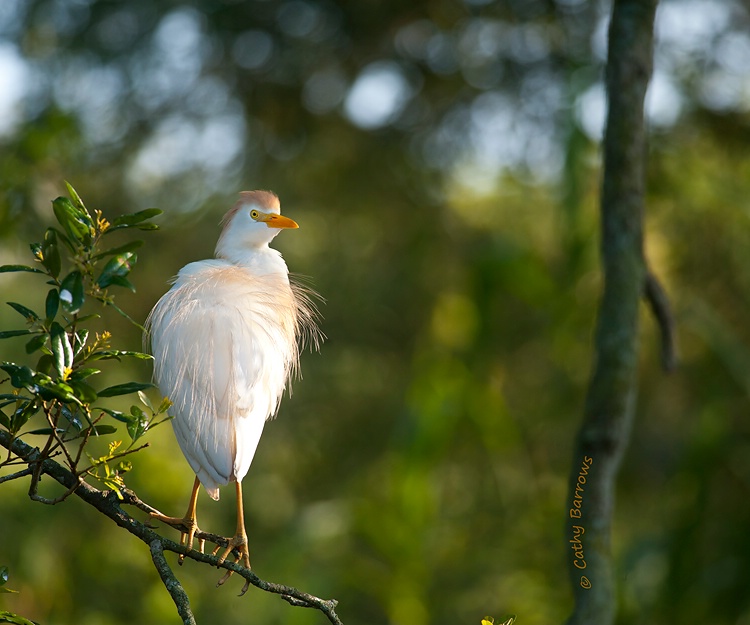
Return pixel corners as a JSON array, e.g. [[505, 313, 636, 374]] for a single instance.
[[1, 0, 749, 624]]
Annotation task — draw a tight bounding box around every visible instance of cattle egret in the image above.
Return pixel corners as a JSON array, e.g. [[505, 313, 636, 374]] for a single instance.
[[146, 190, 320, 593]]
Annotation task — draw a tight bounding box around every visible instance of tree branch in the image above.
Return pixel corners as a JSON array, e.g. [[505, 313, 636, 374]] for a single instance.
[[150, 539, 197, 625], [643, 270, 677, 371], [565, 1, 659, 624], [0, 429, 343, 625]]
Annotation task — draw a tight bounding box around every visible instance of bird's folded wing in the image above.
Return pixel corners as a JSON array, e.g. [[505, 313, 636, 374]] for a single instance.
[[146, 265, 292, 497]]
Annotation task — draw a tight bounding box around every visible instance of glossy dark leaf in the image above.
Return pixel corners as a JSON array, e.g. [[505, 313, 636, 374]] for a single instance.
[[106, 208, 162, 233], [25, 334, 48, 354], [10, 400, 38, 432], [52, 196, 93, 245], [41, 229, 61, 278], [72, 329, 89, 357], [35, 354, 54, 376], [59, 271, 85, 314], [50, 322, 73, 378], [96, 252, 136, 290], [0, 330, 33, 339], [92, 240, 143, 260], [6, 302, 39, 322], [0, 265, 45, 275], [26, 427, 65, 435], [0, 409, 10, 429], [82, 424, 118, 436], [33, 377, 79, 404], [69, 367, 100, 380], [65, 181, 87, 212], [90, 350, 152, 361], [0, 364, 35, 388], [61, 405, 84, 431], [102, 275, 135, 292], [72, 313, 100, 324], [100, 407, 128, 423], [69, 379, 98, 403], [45, 288, 60, 321], [97, 381, 154, 397]]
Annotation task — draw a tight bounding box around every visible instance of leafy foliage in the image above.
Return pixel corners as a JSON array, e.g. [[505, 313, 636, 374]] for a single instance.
[[0, 185, 170, 497]]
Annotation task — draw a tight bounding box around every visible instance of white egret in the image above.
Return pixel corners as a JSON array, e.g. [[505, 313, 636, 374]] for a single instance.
[[145, 190, 320, 592]]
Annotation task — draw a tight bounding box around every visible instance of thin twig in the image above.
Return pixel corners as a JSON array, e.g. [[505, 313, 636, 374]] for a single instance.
[[29, 473, 82, 505], [150, 539, 197, 625], [77, 442, 150, 477], [643, 270, 677, 371], [0, 466, 33, 485]]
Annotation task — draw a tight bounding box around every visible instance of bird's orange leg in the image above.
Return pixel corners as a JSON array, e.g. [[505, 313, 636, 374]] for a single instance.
[[214, 480, 252, 595], [150, 476, 205, 563]]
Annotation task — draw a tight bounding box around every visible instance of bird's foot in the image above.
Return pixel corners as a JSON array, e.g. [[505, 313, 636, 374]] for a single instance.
[[213, 530, 252, 595], [150, 511, 205, 564]]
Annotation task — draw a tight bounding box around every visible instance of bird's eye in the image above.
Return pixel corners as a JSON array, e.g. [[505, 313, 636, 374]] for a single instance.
[[250, 210, 259, 219]]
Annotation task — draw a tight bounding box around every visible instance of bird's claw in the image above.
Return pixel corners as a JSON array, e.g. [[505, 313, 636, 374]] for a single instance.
[[150, 512, 204, 563], [213, 532, 251, 595]]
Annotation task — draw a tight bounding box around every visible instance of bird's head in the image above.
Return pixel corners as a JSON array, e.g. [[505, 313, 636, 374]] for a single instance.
[[216, 190, 298, 259]]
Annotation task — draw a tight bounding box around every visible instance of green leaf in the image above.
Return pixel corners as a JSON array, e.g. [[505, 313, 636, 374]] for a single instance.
[[72, 329, 89, 357], [101, 275, 135, 292], [0, 364, 35, 388], [0, 610, 37, 623], [71, 313, 100, 324], [45, 288, 60, 322], [0, 265, 45, 275], [35, 354, 54, 376], [0, 565, 8, 586], [52, 196, 93, 245], [65, 181, 87, 212], [61, 404, 84, 431], [96, 252, 137, 290], [92, 240, 143, 261], [33, 378, 79, 404], [50, 227, 75, 254], [137, 390, 153, 411], [0, 330, 33, 339], [69, 379, 97, 403], [10, 400, 38, 432], [126, 405, 149, 441], [106, 208, 162, 233], [0, 409, 10, 429], [69, 367, 100, 381], [97, 381, 154, 397], [90, 350, 152, 361], [25, 334, 48, 355], [40, 229, 61, 278], [50, 323, 73, 378], [100, 407, 128, 423], [7, 302, 39, 322], [156, 396, 173, 414], [26, 427, 65, 435], [81, 424, 118, 437], [59, 271, 85, 314]]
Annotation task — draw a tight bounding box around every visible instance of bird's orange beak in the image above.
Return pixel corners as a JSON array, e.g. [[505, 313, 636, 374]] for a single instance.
[[260, 212, 299, 229]]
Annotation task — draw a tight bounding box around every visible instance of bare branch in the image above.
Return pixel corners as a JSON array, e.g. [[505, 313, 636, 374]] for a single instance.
[[0, 429, 343, 624], [643, 270, 677, 371], [149, 540, 197, 625], [0, 466, 33, 485]]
